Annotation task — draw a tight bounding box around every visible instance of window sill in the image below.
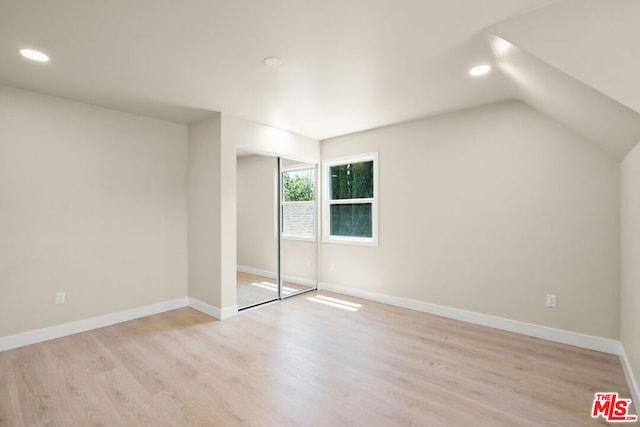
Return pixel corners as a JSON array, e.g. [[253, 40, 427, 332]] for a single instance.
[[282, 234, 316, 242], [322, 235, 378, 247]]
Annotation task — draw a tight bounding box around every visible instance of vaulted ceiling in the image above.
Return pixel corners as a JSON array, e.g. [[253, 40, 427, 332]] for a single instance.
[[1, 0, 639, 158]]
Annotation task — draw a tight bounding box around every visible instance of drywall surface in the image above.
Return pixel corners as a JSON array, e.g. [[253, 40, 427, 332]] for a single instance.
[[321, 101, 620, 339], [188, 114, 223, 308], [621, 140, 640, 394], [223, 115, 320, 164], [0, 85, 188, 338]]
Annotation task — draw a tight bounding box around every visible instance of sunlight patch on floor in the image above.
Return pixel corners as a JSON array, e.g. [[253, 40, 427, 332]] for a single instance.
[[307, 295, 362, 311], [249, 281, 298, 295]]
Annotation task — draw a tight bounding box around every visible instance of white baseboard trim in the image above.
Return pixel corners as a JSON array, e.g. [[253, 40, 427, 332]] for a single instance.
[[0, 297, 189, 353], [237, 265, 317, 288], [318, 282, 621, 355], [620, 345, 640, 406], [0, 296, 242, 353], [188, 298, 238, 320], [283, 275, 317, 288], [237, 265, 276, 280]]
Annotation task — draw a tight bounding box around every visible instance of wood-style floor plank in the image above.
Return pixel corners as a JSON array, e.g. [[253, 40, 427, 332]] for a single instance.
[[0, 291, 635, 426]]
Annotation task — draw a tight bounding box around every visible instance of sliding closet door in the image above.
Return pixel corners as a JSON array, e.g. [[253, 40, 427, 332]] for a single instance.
[[236, 151, 280, 309], [280, 159, 318, 297]]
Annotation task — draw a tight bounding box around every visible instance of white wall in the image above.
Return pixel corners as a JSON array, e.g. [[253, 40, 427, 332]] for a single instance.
[[621, 140, 640, 400], [188, 114, 223, 308], [224, 115, 320, 164], [0, 85, 188, 338], [321, 101, 620, 339]]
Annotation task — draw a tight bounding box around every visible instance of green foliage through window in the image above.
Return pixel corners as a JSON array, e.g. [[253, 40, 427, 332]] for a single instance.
[[330, 161, 373, 200], [330, 204, 372, 238], [282, 168, 315, 239], [283, 169, 315, 202]]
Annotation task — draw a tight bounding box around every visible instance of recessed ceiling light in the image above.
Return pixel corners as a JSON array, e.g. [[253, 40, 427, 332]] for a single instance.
[[19, 49, 50, 62], [469, 64, 491, 76], [264, 57, 283, 68]]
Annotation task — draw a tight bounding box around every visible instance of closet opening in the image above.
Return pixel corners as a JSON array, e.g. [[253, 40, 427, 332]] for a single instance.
[[236, 150, 318, 311]]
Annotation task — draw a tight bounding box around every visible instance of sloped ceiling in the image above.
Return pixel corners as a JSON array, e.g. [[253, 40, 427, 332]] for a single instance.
[[485, 33, 640, 159], [486, 0, 640, 159], [0, 0, 639, 158], [489, 0, 640, 115]]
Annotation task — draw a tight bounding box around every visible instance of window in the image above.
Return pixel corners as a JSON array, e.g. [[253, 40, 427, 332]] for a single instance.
[[323, 153, 378, 246], [282, 166, 316, 240]]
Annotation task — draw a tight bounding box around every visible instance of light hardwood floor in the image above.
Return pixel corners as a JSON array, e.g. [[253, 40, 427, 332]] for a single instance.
[[0, 291, 635, 426]]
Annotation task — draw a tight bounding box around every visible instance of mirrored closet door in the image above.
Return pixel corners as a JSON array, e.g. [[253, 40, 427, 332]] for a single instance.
[[236, 150, 318, 310], [236, 150, 280, 309], [280, 158, 318, 299]]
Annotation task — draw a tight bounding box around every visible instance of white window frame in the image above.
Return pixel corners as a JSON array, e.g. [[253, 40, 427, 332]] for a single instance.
[[322, 153, 378, 246], [281, 163, 317, 242]]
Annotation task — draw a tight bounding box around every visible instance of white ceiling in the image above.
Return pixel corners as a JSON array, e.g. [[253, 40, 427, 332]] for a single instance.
[[1, 0, 639, 156]]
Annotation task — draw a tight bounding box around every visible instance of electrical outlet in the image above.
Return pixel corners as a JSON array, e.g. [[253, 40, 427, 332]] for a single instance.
[[546, 294, 557, 308], [55, 291, 66, 305], [330, 263, 335, 271]]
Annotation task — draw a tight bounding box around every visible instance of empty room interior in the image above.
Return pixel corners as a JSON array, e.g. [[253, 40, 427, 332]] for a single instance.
[[1, 0, 640, 425]]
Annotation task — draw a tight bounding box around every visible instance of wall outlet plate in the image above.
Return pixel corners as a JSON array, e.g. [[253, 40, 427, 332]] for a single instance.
[[55, 291, 66, 305], [546, 294, 557, 308]]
